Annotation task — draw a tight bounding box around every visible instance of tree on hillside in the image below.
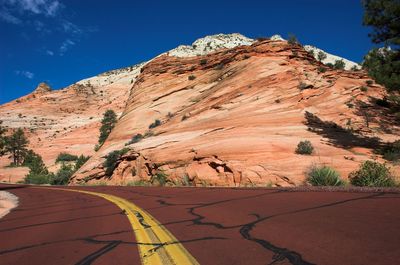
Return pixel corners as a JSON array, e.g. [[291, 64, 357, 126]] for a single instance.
[[6, 128, 28, 166], [317, 51, 327, 62], [363, 0, 400, 47], [74, 154, 91, 171], [0, 121, 6, 156], [97, 109, 117, 148], [334, 59, 346, 70], [24, 151, 53, 184], [362, 0, 400, 91]]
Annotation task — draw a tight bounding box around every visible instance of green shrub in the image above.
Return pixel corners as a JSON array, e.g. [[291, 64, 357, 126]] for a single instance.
[[287, 33, 299, 45], [24, 151, 53, 184], [349, 160, 396, 187], [56, 152, 78, 163], [75, 155, 90, 171], [366, 80, 374, 86], [127, 180, 149, 186], [200, 59, 207, 65], [318, 66, 327, 73], [334, 60, 345, 70], [296, 140, 314, 155], [103, 148, 129, 177], [307, 165, 344, 186], [148, 119, 161, 129], [98, 109, 117, 146], [126, 134, 143, 145], [51, 163, 75, 185], [188, 75, 196, 80], [317, 51, 327, 62], [381, 140, 400, 162], [360, 86, 368, 92], [151, 170, 168, 186], [24, 173, 53, 185]]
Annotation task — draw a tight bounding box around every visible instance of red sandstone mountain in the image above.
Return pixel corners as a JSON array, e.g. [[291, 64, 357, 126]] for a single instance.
[[1, 34, 399, 186]]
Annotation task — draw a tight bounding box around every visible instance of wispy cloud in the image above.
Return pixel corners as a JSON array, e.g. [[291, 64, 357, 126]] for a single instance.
[[0, 9, 21, 24], [15, 70, 35, 79], [59, 39, 75, 55], [5, 0, 62, 17], [46, 49, 54, 56], [61, 19, 82, 35]]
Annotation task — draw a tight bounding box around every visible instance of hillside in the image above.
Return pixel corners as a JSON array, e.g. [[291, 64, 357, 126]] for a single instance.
[[70, 38, 399, 186]]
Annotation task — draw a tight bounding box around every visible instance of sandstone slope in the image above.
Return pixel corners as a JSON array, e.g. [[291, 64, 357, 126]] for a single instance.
[[0, 64, 142, 178], [70, 38, 399, 187]]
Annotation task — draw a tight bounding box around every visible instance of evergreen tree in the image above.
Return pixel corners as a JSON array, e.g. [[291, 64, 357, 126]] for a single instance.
[[6, 128, 28, 166], [363, 0, 400, 47], [24, 152, 53, 184], [97, 109, 117, 147], [51, 163, 74, 185], [362, 0, 400, 91], [0, 121, 6, 156], [334, 59, 346, 70], [75, 155, 91, 171], [317, 51, 327, 62]]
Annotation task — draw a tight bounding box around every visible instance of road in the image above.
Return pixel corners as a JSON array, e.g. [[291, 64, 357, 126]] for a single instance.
[[0, 184, 399, 265]]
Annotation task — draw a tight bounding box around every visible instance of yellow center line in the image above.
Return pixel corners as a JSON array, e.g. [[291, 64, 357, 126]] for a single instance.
[[36, 187, 199, 265]]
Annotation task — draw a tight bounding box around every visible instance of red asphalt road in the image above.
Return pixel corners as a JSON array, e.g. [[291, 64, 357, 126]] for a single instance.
[[0, 185, 399, 265]]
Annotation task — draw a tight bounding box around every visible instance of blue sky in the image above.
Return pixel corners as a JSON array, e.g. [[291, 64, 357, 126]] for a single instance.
[[0, 0, 375, 104]]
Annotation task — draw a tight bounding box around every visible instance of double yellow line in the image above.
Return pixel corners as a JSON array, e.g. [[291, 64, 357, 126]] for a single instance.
[[47, 188, 199, 265]]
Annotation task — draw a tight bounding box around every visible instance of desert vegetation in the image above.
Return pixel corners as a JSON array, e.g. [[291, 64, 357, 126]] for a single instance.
[[103, 148, 129, 176], [95, 109, 117, 151], [349, 160, 397, 187], [295, 140, 314, 155], [307, 165, 344, 186]]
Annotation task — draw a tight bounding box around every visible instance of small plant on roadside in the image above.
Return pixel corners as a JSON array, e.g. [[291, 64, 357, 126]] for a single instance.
[[307, 165, 344, 186], [151, 170, 168, 186], [296, 140, 314, 155], [349, 160, 396, 187]]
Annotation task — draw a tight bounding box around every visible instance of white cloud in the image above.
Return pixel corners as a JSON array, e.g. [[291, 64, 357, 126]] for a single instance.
[[61, 20, 82, 35], [0, 0, 62, 25], [15, 70, 35, 79], [7, 0, 62, 16], [59, 39, 75, 55], [0, 9, 21, 24], [46, 50, 54, 56]]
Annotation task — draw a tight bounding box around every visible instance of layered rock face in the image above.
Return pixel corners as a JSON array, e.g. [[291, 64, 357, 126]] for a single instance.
[[0, 64, 142, 177], [70, 39, 399, 187]]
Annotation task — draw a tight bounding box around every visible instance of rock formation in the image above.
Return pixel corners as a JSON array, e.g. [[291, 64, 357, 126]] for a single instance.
[[69, 37, 399, 186]]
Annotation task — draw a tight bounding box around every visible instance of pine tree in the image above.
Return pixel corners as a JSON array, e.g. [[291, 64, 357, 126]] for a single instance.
[[97, 110, 117, 147], [6, 128, 28, 166], [24, 151, 53, 184], [363, 0, 400, 47], [362, 0, 400, 91], [0, 121, 6, 156]]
